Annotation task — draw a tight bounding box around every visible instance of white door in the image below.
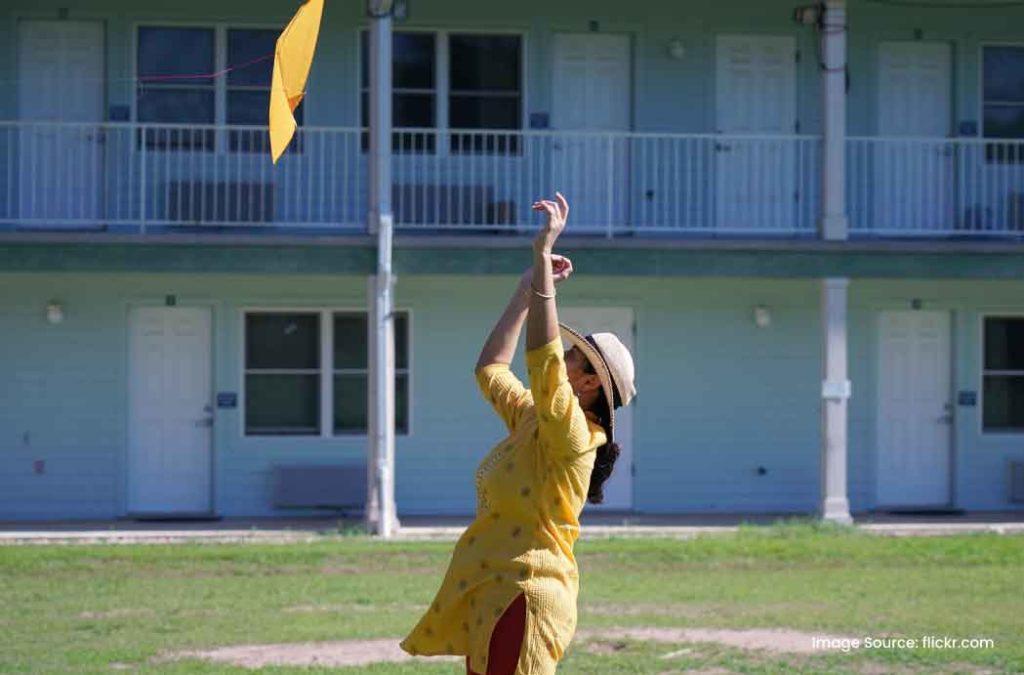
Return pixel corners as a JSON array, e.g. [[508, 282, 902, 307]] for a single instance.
[[715, 35, 797, 232], [876, 311, 952, 507], [876, 42, 953, 232], [551, 34, 631, 232], [128, 307, 214, 514], [559, 307, 634, 511], [17, 20, 105, 225]]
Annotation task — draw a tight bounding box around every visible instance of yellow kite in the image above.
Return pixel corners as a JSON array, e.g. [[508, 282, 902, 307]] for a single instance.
[[268, 0, 324, 163]]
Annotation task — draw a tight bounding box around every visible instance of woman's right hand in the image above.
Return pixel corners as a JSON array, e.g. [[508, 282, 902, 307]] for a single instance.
[[532, 192, 569, 253]]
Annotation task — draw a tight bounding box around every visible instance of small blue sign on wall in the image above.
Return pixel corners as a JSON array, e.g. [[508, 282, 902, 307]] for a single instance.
[[957, 390, 977, 407], [217, 392, 238, 409]]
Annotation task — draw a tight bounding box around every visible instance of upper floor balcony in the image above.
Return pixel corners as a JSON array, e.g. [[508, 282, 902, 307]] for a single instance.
[[2, 121, 1023, 239], [4, 0, 1024, 244]]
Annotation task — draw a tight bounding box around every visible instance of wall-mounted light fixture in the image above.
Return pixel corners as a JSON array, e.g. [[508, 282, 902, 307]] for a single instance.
[[668, 37, 686, 61], [792, 4, 822, 25], [46, 301, 64, 325], [366, 0, 407, 19], [753, 305, 771, 329]]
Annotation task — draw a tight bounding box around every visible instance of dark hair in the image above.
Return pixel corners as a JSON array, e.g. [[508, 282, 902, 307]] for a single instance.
[[581, 352, 621, 505]]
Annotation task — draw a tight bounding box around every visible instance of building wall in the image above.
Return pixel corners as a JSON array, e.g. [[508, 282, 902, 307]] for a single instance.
[[2, 268, 1023, 520], [2, 0, 1024, 133]]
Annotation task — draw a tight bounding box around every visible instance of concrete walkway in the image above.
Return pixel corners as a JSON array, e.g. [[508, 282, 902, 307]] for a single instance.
[[1, 510, 1022, 545]]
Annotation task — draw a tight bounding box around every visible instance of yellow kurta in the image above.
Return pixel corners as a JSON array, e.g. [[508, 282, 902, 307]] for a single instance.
[[399, 336, 606, 674]]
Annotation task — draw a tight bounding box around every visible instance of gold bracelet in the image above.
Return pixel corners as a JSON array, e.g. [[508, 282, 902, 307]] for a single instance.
[[531, 284, 556, 299]]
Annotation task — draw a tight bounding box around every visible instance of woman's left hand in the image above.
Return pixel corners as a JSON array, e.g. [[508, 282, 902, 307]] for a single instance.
[[550, 254, 574, 283], [519, 254, 574, 289]]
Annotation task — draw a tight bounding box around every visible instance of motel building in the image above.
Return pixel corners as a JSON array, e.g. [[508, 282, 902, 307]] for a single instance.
[[1, 0, 1024, 524]]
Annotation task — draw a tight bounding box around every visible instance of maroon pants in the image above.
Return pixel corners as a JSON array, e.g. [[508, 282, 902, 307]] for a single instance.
[[466, 592, 526, 675]]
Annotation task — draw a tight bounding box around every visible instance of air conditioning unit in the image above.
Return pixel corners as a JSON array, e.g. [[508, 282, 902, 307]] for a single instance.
[[392, 183, 502, 226], [167, 181, 275, 224], [1007, 192, 1024, 232], [1010, 460, 1024, 504], [272, 464, 367, 510]]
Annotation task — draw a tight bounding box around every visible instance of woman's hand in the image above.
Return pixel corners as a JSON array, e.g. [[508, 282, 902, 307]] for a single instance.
[[519, 254, 574, 289], [531, 192, 569, 253]]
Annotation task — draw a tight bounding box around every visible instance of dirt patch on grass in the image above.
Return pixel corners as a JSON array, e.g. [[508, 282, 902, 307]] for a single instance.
[[579, 626, 853, 654], [166, 640, 461, 669], [283, 602, 426, 614], [77, 608, 156, 620]]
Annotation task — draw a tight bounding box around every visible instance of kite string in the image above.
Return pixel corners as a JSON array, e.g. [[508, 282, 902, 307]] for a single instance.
[[0, 51, 277, 87], [138, 52, 274, 83]]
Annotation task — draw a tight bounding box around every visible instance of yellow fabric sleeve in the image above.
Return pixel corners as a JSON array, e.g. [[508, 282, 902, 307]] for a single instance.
[[475, 362, 532, 433], [525, 336, 604, 457]]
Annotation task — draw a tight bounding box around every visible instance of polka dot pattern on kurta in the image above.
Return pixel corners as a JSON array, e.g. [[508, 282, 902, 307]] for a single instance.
[[398, 337, 606, 675]]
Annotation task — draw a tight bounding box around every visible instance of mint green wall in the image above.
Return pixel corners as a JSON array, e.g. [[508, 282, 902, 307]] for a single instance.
[[2, 271, 1023, 519], [4, 0, 1024, 134]]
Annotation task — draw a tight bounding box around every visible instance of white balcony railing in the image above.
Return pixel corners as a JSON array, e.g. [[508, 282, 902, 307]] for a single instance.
[[848, 136, 1024, 236], [4, 122, 1024, 238], [0, 121, 823, 237]]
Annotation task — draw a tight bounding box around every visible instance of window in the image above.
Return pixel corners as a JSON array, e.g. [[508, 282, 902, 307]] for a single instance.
[[982, 317, 1024, 432], [227, 29, 284, 152], [360, 32, 437, 152], [245, 313, 321, 435], [244, 310, 409, 436], [449, 34, 522, 153], [137, 27, 216, 150], [982, 46, 1024, 163], [359, 30, 522, 153], [137, 26, 301, 152], [333, 312, 409, 434]]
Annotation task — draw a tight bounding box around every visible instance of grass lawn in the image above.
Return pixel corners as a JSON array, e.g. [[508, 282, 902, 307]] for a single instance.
[[1, 518, 1021, 674]]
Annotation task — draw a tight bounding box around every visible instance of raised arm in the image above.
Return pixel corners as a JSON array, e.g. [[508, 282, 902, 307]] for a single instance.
[[475, 276, 531, 371], [475, 253, 574, 434], [524, 193, 598, 456], [477, 252, 575, 371], [526, 193, 570, 351]]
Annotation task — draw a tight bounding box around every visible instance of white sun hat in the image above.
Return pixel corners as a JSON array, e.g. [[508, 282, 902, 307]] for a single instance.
[[558, 322, 637, 444]]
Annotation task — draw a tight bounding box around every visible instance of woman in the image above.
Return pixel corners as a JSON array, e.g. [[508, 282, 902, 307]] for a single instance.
[[399, 193, 637, 675]]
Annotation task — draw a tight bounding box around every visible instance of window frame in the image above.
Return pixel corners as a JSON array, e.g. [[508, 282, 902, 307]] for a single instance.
[[131, 21, 291, 153], [355, 26, 528, 156], [240, 307, 412, 438], [979, 313, 1024, 436]]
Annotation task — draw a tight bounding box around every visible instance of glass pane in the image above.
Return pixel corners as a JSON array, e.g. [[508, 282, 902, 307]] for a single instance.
[[449, 95, 521, 129], [983, 375, 1024, 431], [334, 314, 368, 369], [449, 35, 521, 92], [396, 372, 409, 433], [361, 92, 435, 126], [395, 33, 436, 89], [137, 88, 215, 124], [138, 28, 215, 81], [360, 31, 435, 90], [396, 93, 435, 128], [227, 29, 277, 86], [246, 374, 319, 434], [395, 312, 408, 370], [334, 374, 368, 433], [333, 374, 408, 433], [984, 46, 1024, 102], [983, 105, 1024, 140], [246, 313, 320, 369], [984, 318, 1024, 370], [227, 89, 269, 125]]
